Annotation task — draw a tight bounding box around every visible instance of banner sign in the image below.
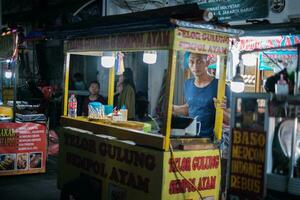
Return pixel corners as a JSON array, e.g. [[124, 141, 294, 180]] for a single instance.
[[59, 127, 220, 200], [229, 129, 266, 200], [0, 123, 47, 176], [163, 149, 221, 200], [238, 35, 300, 51], [174, 28, 229, 56], [197, 0, 268, 22], [259, 49, 297, 71], [65, 30, 171, 52]]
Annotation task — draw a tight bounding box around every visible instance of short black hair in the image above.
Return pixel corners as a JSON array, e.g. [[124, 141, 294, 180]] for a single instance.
[[89, 81, 100, 88]]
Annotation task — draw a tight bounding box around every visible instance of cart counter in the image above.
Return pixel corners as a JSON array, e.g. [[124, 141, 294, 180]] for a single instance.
[[58, 126, 221, 200]]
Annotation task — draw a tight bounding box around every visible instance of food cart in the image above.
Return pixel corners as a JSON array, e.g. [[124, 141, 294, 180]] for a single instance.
[[0, 32, 47, 176], [58, 8, 241, 200], [226, 35, 300, 199]]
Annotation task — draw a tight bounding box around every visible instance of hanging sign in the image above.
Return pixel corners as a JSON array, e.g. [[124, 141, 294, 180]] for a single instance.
[[228, 128, 266, 200], [238, 35, 300, 51], [197, 0, 269, 22], [174, 28, 230, 56]]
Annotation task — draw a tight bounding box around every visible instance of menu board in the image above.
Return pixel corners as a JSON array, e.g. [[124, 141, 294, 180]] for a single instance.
[[197, 0, 269, 22], [229, 128, 266, 200], [0, 123, 47, 176]]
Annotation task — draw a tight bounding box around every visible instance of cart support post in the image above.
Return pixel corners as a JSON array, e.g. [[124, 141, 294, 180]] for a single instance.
[[108, 66, 115, 105], [214, 56, 227, 141], [162, 50, 177, 151], [63, 53, 70, 116]]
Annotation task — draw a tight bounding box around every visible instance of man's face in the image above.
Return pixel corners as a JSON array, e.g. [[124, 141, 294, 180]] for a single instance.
[[188, 53, 209, 77]]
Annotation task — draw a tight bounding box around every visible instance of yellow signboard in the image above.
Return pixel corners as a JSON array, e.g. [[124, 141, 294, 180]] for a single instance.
[[174, 28, 230, 56], [162, 149, 221, 200], [59, 127, 220, 200]]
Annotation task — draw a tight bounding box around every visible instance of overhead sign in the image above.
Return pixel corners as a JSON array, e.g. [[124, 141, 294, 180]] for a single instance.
[[238, 35, 300, 51], [259, 49, 297, 71], [229, 129, 266, 200], [174, 28, 230, 56], [65, 30, 171, 52], [197, 0, 269, 22]]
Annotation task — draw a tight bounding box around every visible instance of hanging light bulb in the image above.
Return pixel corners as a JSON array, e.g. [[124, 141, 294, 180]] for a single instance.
[[231, 60, 245, 93], [143, 51, 157, 64], [101, 52, 115, 68], [4, 70, 12, 79]]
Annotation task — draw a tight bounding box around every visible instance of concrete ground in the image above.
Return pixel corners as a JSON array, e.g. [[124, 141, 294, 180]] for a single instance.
[[0, 156, 60, 200]]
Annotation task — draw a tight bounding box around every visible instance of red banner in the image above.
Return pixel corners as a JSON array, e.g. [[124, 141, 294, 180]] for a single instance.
[[0, 123, 47, 176]]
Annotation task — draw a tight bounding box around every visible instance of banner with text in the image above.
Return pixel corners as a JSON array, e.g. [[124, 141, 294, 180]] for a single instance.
[[0, 123, 47, 176], [197, 0, 268, 22], [174, 28, 229, 56], [229, 129, 266, 200], [162, 149, 221, 200], [64, 30, 171, 52]]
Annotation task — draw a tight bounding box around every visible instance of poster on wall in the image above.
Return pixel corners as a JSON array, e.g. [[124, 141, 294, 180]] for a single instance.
[[0, 123, 47, 176], [228, 128, 266, 200], [197, 0, 269, 22]]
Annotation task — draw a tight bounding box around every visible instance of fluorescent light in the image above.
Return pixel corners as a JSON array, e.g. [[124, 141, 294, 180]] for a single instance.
[[143, 51, 157, 64], [5, 71, 12, 79], [101, 52, 115, 68]]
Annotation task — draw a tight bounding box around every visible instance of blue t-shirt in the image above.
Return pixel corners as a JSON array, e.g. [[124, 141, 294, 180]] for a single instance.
[[184, 78, 230, 138]]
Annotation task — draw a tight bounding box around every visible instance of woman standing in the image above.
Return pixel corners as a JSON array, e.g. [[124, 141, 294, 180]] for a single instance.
[[117, 68, 136, 120]]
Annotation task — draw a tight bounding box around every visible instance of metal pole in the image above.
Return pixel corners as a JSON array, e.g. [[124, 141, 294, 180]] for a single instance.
[[12, 61, 17, 122]]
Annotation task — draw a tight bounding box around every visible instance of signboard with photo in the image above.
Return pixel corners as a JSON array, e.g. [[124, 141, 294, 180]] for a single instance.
[[0, 123, 47, 176]]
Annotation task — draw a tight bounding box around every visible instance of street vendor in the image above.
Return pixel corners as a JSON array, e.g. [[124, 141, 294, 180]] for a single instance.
[[82, 81, 106, 116], [173, 52, 230, 138]]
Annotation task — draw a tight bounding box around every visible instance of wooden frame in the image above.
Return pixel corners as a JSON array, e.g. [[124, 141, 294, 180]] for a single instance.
[[61, 21, 237, 151]]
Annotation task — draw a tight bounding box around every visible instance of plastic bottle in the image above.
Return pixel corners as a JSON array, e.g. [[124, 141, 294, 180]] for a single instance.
[[68, 94, 77, 117], [120, 105, 128, 121], [275, 74, 289, 95]]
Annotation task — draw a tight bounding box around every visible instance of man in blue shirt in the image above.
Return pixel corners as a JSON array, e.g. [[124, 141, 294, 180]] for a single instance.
[[173, 52, 230, 138]]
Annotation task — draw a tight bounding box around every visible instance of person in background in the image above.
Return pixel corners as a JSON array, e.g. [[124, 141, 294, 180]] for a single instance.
[[173, 52, 230, 139], [117, 68, 136, 120], [73, 73, 86, 90], [82, 81, 106, 116]]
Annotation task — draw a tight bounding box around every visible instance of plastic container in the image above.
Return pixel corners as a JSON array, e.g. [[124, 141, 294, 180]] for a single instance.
[[68, 94, 77, 118], [275, 74, 289, 95], [120, 105, 128, 122], [88, 102, 103, 120], [104, 105, 114, 115]]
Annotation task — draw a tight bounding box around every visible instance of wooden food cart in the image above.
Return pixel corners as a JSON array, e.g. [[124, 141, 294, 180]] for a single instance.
[[58, 8, 240, 200]]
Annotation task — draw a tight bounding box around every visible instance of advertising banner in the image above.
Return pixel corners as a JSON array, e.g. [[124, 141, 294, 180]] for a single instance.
[[228, 129, 266, 200], [197, 0, 268, 22], [0, 123, 47, 176], [59, 127, 164, 200], [65, 30, 171, 52], [59, 127, 221, 200], [162, 149, 221, 200], [174, 28, 229, 56]]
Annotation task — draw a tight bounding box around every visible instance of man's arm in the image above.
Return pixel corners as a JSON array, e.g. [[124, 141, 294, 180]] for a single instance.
[[172, 104, 189, 116]]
